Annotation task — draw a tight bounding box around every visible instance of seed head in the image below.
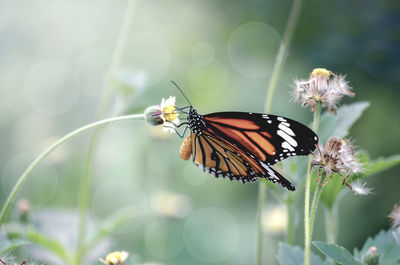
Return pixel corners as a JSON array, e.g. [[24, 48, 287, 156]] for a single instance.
[[293, 68, 354, 114], [312, 136, 363, 187], [388, 204, 400, 228]]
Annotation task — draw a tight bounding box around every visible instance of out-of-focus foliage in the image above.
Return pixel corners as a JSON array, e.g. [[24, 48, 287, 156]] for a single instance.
[[0, 0, 399, 264]]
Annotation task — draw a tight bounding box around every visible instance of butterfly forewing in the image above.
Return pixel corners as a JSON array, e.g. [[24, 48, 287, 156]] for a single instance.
[[204, 112, 318, 166]]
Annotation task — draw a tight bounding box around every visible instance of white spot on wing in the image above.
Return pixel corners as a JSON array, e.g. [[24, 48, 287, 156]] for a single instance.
[[277, 117, 287, 122], [282, 141, 295, 152], [277, 130, 298, 147], [278, 123, 295, 136]]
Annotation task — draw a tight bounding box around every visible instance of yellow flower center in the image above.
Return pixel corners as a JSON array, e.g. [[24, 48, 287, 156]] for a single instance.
[[311, 68, 331, 78], [163, 105, 178, 122], [105, 251, 128, 265]]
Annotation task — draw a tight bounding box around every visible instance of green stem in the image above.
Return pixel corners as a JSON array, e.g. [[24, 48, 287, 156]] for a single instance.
[[286, 203, 294, 245], [325, 206, 336, 243], [309, 173, 326, 239], [256, 0, 304, 263], [76, 0, 137, 257], [304, 102, 322, 265], [0, 114, 144, 229], [256, 0, 303, 265]]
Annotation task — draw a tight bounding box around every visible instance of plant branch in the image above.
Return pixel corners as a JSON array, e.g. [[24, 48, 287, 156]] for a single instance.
[[0, 114, 144, 229]]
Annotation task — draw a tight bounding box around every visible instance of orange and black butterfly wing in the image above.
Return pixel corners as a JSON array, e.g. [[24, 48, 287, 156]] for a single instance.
[[190, 131, 296, 190], [204, 112, 318, 166]]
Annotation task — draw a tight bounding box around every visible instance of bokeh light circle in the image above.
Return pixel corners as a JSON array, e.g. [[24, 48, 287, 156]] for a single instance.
[[76, 48, 111, 97], [191, 42, 215, 66], [182, 163, 207, 186], [184, 207, 239, 263], [228, 21, 281, 78], [187, 60, 229, 99], [117, 31, 170, 89], [144, 219, 184, 259], [91, 178, 148, 234], [24, 59, 80, 115], [1, 153, 58, 208], [73, 22, 98, 47]]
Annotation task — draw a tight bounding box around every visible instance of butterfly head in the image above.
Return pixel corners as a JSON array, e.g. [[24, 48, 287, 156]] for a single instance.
[[188, 108, 206, 136]]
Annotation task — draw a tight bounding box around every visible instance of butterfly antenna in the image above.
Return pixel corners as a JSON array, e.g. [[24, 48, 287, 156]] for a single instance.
[[170, 80, 192, 107]]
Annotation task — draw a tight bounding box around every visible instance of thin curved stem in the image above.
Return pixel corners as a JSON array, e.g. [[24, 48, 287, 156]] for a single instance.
[[256, 0, 304, 264], [0, 114, 144, 229], [304, 103, 322, 265]]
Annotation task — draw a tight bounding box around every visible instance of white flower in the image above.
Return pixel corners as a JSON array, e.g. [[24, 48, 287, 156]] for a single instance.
[[144, 96, 180, 134], [293, 68, 354, 114], [159, 96, 180, 133], [100, 251, 129, 265], [351, 181, 373, 196]]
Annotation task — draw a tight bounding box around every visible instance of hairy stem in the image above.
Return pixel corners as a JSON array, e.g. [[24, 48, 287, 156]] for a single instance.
[[309, 173, 326, 240], [304, 103, 322, 265], [286, 203, 294, 245], [325, 206, 336, 243], [256, 0, 304, 264], [0, 114, 144, 230]]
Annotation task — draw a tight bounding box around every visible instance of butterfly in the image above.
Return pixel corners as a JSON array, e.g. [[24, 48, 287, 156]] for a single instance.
[[170, 83, 318, 191]]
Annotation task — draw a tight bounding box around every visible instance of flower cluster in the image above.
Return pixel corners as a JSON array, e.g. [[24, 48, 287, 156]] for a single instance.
[[312, 136, 369, 194], [144, 96, 180, 133], [293, 68, 354, 114]]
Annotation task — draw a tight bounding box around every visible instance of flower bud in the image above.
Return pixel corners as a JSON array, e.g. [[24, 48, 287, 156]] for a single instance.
[[362, 246, 380, 265], [144, 105, 164, 126]]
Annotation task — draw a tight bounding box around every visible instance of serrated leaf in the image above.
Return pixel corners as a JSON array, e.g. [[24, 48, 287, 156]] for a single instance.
[[26, 229, 69, 262], [355, 230, 400, 265], [277, 242, 331, 265], [313, 241, 363, 265], [317, 102, 370, 143]]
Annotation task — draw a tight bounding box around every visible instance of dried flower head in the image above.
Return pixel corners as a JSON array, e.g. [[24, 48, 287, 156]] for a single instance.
[[351, 181, 373, 196], [293, 68, 354, 114], [144, 96, 180, 133], [100, 251, 129, 265], [312, 136, 362, 187], [388, 204, 400, 228]]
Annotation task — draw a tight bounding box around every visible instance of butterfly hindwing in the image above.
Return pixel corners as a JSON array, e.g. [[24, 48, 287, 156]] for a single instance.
[[190, 131, 296, 190]]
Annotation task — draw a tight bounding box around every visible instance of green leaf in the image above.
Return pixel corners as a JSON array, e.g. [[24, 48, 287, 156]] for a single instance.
[[313, 241, 363, 265], [363, 154, 400, 177], [317, 102, 370, 143], [277, 242, 331, 265], [355, 230, 400, 265], [26, 229, 69, 262], [0, 232, 29, 254]]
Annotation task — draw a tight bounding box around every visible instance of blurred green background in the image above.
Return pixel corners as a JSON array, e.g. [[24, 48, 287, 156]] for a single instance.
[[0, 0, 399, 264]]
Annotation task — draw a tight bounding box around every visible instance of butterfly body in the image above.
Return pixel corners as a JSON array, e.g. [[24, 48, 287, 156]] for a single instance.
[[180, 107, 318, 191]]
